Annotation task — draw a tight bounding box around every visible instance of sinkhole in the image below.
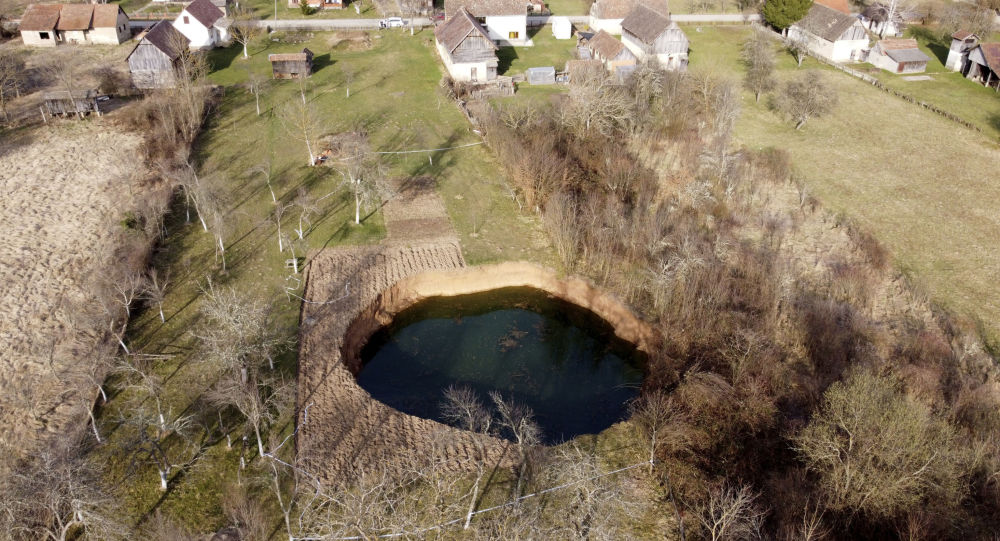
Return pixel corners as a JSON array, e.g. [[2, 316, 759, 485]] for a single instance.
[[356, 287, 646, 444]]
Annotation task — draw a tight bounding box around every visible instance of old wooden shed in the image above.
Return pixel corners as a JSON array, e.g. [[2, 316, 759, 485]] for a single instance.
[[268, 48, 314, 79], [127, 21, 190, 89], [42, 89, 101, 117]]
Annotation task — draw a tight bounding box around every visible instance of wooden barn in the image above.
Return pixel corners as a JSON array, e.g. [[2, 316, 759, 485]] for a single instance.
[[127, 21, 190, 89], [42, 89, 101, 117], [269, 48, 314, 79], [620, 5, 688, 71], [788, 3, 869, 62], [434, 7, 499, 82], [868, 38, 930, 73], [585, 29, 636, 77], [966, 42, 1000, 90], [946, 31, 980, 73]]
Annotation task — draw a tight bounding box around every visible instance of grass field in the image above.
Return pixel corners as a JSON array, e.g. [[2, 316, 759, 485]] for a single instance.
[[498, 29, 578, 75], [96, 29, 553, 531], [688, 26, 1000, 341], [543, 0, 592, 15], [232, 0, 381, 19]]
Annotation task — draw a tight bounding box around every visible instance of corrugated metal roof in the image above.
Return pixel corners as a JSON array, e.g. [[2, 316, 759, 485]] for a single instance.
[[794, 3, 860, 43], [56, 3, 93, 30], [621, 4, 670, 43], [444, 0, 524, 17], [20, 4, 61, 31], [885, 47, 929, 63], [435, 7, 496, 53]]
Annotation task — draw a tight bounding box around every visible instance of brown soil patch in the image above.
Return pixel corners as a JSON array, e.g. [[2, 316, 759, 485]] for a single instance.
[[382, 176, 457, 244], [0, 121, 147, 452]]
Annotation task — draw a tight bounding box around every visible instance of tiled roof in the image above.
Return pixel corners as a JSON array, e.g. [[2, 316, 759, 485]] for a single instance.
[[980, 43, 1000, 72], [19, 3, 61, 31], [133, 20, 188, 60], [92, 4, 125, 28], [951, 30, 977, 40], [620, 4, 670, 43], [183, 0, 224, 28], [55, 3, 92, 30], [435, 7, 496, 52], [444, 0, 525, 17], [794, 3, 860, 42], [591, 0, 668, 19], [815, 0, 849, 14], [269, 48, 314, 61], [879, 38, 918, 50], [589, 29, 630, 60]]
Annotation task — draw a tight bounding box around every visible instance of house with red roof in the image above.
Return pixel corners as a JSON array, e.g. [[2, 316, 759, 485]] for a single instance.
[[19, 3, 130, 47], [966, 42, 1000, 90]]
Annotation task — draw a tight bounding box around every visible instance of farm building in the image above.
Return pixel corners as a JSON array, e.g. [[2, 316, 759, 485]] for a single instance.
[[173, 0, 229, 49], [868, 38, 929, 73], [444, 0, 528, 45], [551, 16, 572, 39], [788, 3, 869, 62], [946, 31, 979, 72], [269, 48, 314, 79], [965, 42, 1000, 90], [127, 21, 190, 89], [584, 29, 636, 77], [526, 66, 556, 84], [589, 0, 669, 35], [42, 89, 101, 117], [435, 7, 499, 82], [620, 5, 688, 70], [19, 4, 130, 47]]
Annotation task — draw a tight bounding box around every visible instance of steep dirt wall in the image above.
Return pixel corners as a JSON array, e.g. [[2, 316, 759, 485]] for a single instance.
[[341, 262, 657, 374]]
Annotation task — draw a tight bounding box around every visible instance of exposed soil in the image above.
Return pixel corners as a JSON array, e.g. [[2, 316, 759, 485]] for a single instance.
[[0, 121, 147, 453]]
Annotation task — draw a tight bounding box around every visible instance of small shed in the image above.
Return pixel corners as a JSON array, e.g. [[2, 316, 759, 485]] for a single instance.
[[966, 42, 1000, 90], [42, 89, 101, 117], [868, 38, 930, 73], [526, 66, 555, 84], [127, 21, 190, 89], [269, 48, 314, 79], [551, 16, 572, 39], [946, 30, 979, 73]]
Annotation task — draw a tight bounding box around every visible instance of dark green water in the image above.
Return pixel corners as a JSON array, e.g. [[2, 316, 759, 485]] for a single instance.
[[357, 287, 645, 444]]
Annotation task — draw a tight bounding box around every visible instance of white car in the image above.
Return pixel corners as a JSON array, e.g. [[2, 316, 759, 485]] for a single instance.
[[379, 17, 405, 28]]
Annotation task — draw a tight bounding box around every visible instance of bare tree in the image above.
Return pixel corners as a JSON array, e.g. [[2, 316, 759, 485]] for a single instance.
[[0, 434, 125, 541], [785, 35, 808, 67], [440, 386, 494, 530], [696, 483, 766, 541], [230, 5, 263, 59], [631, 391, 687, 541], [342, 62, 355, 98], [773, 71, 837, 130], [294, 186, 319, 239], [195, 279, 288, 377], [330, 134, 384, 225], [742, 28, 777, 103], [279, 100, 322, 167], [246, 69, 266, 117], [144, 268, 170, 323], [490, 391, 541, 497], [208, 369, 289, 458], [222, 483, 270, 539], [249, 156, 277, 203], [0, 49, 25, 122], [118, 404, 196, 491], [273, 200, 292, 252]]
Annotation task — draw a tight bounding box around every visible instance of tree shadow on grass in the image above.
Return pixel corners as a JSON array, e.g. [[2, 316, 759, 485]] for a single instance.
[[497, 47, 518, 75], [908, 26, 949, 65], [207, 44, 243, 72]]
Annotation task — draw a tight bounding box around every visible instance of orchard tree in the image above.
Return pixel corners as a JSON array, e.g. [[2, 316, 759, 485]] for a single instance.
[[742, 28, 777, 103], [230, 5, 262, 59], [440, 386, 495, 530], [773, 70, 837, 129], [763, 0, 812, 32], [330, 134, 384, 225], [279, 100, 322, 167]]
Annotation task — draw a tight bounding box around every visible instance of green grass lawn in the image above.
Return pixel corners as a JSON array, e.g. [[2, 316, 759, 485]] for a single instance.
[[543, 0, 592, 15], [239, 0, 381, 19], [688, 26, 1000, 341], [97, 29, 552, 532], [498, 28, 578, 75]]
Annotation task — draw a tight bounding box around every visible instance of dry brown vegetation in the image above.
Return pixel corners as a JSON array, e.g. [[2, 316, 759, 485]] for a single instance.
[[473, 63, 1000, 539]]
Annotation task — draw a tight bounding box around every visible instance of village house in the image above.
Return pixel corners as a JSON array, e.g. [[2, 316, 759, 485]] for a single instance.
[[620, 5, 688, 70], [127, 21, 190, 89], [585, 29, 637, 77], [269, 48, 314, 79], [867, 38, 929, 73], [965, 42, 1000, 90], [444, 0, 528, 46], [42, 89, 102, 117], [788, 3, 869, 62], [19, 3, 130, 47], [435, 7, 499, 82], [946, 31, 979, 73], [173, 0, 230, 49], [589, 0, 669, 35]]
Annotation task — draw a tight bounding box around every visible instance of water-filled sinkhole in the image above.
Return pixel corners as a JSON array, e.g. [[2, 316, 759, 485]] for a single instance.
[[357, 287, 646, 444]]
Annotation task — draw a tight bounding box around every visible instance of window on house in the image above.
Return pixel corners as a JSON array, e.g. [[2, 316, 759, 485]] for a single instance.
[[509, 31, 519, 39], [40, 31, 50, 39], [183, 15, 190, 24]]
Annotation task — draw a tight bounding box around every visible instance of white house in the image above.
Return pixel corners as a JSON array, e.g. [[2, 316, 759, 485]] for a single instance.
[[945, 30, 979, 73], [19, 3, 130, 47], [589, 0, 669, 35], [620, 5, 688, 70], [435, 7, 499, 82], [444, 0, 528, 46], [868, 38, 930, 73], [551, 15, 572, 39], [173, 0, 230, 49], [788, 3, 869, 62]]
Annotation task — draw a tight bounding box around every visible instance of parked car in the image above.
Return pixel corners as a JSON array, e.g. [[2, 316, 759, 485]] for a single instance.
[[378, 17, 406, 28]]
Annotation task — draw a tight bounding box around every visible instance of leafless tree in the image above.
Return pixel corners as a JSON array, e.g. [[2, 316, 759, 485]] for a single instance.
[[118, 403, 196, 491], [195, 279, 289, 377], [0, 49, 25, 122], [222, 483, 270, 539], [696, 483, 766, 541], [631, 391, 687, 540], [144, 268, 170, 323], [273, 199, 293, 252], [208, 369, 290, 458], [773, 71, 837, 130], [441, 386, 495, 530], [0, 434, 125, 541], [230, 5, 263, 59], [543, 190, 580, 271], [786, 35, 808, 67], [249, 156, 277, 203], [342, 61, 355, 98], [279, 99, 322, 167], [490, 391, 541, 496], [142, 510, 199, 541], [330, 134, 385, 225], [563, 71, 635, 136], [742, 28, 776, 103], [294, 186, 319, 239], [246, 69, 267, 117], [44, 52, 85, 119]]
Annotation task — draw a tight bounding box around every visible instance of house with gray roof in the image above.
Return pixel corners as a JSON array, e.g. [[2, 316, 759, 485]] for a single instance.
[[444, 0, 528, 45], [620, 5, 688, 70], [867, 38, 929, 73], [589, 0, 669, 34], [788, 2, 868, 62], [173, 0, 230, 49], [127, 21, 190, 89], [435, 7, 499, 82]]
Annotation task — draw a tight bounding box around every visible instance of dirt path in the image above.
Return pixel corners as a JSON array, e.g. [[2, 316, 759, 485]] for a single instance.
[[298, 177, 510, 484]]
